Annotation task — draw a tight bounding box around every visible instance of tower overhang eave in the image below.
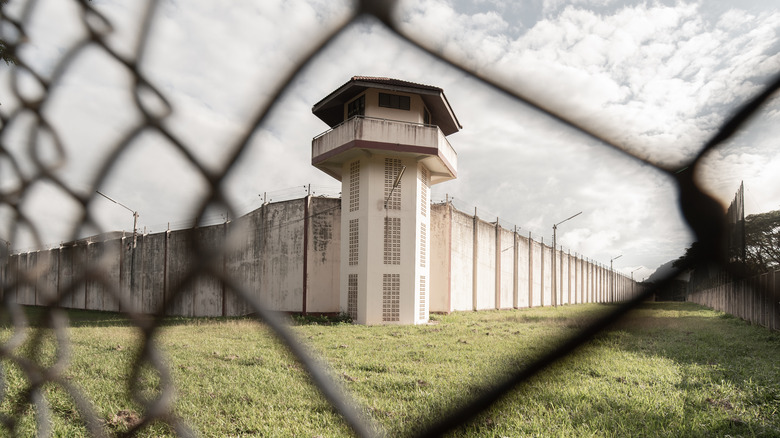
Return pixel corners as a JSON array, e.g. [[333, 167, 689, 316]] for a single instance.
[[312, 77, 462, 135], [312, 140, 457, 184]]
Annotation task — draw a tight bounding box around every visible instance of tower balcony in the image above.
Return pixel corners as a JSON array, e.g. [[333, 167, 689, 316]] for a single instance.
[[312, 116, 458, 184]]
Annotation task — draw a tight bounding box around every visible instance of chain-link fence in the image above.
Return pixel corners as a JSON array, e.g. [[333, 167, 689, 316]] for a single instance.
[[1, 0, 779, 436]]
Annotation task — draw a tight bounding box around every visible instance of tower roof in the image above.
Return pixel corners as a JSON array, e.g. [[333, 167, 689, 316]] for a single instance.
[[312, 76, 462, 135]]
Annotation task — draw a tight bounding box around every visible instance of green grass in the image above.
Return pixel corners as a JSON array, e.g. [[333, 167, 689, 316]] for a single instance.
[[1, 302, 779, 437]]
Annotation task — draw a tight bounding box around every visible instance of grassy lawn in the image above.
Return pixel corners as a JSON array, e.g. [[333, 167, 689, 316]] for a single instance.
[[1, 302, 779, 437]]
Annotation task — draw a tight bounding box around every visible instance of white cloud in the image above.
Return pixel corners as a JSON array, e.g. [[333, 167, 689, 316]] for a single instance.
[[541, 0, 621, 17], [393, 0, 779, 271], [398, 1, 780, 170], [1, 0, 353, 246]]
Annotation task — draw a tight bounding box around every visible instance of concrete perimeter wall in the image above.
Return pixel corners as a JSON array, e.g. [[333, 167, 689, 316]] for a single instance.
[[429, 203, 640, 313], [688, 269, 779, 331], [1, 198, 638, 318], [1, 197, 341, 317]]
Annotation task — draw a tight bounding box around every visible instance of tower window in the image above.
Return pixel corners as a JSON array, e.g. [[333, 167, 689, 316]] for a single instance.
[[349, 160, 360, 212], [382, 274, 400, 322], [384, 158, 403, 210], [384, 217, 401, 265], [419, 166, 429, 217], [423, 107, 431, 125], [419, 276, 427, 321], [348, 274, 358, 321], [347, 95, 365, 119], [378, 93, 410, 110], [420, 223, 426, 268], [349, 219, 359, 266]]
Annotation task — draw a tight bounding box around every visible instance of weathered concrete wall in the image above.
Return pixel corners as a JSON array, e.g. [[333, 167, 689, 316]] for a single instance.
[[541, 243, 552, 307], [166, 227, 225, 317], [429, 203, 451, 313], [138, 233, 166, 314], [561, 251, 571, 305], [515, 235, 530, 309], [58, 244, 87, 309], [6, 255, 17, 304], [574, 255, 582, 304], [588, 261, 596, 303], [569, 253, 578, 304], [600, 265, 607, 302], [499, 227, 514, 309], [260, 200, 305, 312], [85, 243, 103, 311], [602, 265, 609, 302], [562, 253, 569, 304], [432, 203, 639, 313], [37, 249, 59, 304], [688, 269, 778, 331], [17, 253, 34, 305], [584, 260, 591, 303], [119, 237, 132, 311], [86, 240, 121, 312], [0, 246, 6, 301], [166, 229, 195, 317], [450, 208, 474, 311], [588, 259, 595, 303], [574, 256, 585, 304], [584, 258, 592, 303], [581, 257, 588, 303], [306, 197, 341, 313], [224, 208, 262, 317], [4, 197, 639, 319], [531, 240, 542, 307], [580, 257, 587, 303], [552, 249, 560, 306], [475, 219, 495, 310], [193, 226, 225, 317]]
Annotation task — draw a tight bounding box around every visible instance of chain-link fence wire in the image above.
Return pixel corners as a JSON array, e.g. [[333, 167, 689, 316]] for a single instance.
[[1, 0, 779, 436], [6, 184, 342, 253]]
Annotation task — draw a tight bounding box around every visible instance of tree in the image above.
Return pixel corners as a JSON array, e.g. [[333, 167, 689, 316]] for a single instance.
[[0, 40, 15, 65], [1, 0, 17, 65], [675, 209, 780, 277], [672, 241, 705, 270], [1, 0, 91, 66], [743, 209, 780, 273]]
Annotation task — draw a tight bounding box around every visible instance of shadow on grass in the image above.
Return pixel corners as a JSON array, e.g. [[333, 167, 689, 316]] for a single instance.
[[590, 301, 780, 436], [410, 302, 780, 437], [0, 305, 261, 329], [1, 306, 355, 329]]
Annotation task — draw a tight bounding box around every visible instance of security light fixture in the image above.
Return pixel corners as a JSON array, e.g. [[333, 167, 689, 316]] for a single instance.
[[96, 190, 139, 248], [552, 211, 582, 307]]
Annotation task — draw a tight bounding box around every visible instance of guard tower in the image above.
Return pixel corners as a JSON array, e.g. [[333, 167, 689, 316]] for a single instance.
[[312, 76, 461, 325]]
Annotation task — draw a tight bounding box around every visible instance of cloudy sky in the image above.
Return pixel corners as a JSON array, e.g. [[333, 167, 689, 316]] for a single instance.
[[1, 0, 779, 280]]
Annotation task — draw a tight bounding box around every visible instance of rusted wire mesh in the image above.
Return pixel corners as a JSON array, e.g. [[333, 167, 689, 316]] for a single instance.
[[1, 0, 779, 436]]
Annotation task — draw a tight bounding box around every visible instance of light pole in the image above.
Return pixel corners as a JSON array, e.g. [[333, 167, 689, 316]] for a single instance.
[[630, 267, 641, 298], [96, 191, 139, 248], [610, 254, 622, 302], [552, 211, 582, 307]]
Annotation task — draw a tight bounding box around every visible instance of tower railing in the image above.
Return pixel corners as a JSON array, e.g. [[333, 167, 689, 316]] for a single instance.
[[312, 115, 458, 170]]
